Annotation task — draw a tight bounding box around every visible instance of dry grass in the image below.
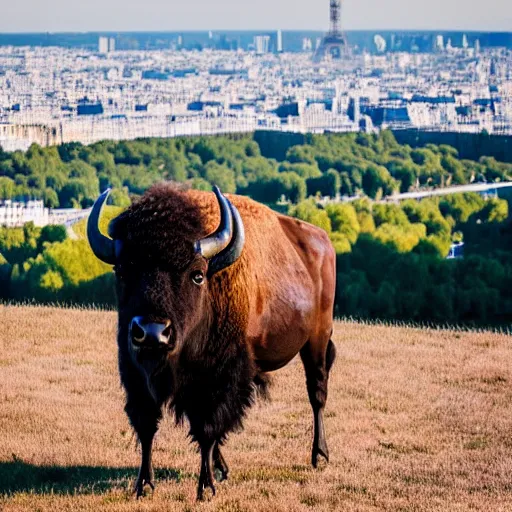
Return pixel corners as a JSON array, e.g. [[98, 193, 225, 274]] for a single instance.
[[1, 305, 512, 511]]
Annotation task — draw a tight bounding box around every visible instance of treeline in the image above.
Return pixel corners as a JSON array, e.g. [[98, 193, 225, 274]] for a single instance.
[[0, 213, 117, 305], [291, 193, 512, 325], [1, 191, 511, 326], [1, 131, 512, 209], [393, 130, 512, 164], [1, 131, 512, 325], [257, 129, 512, 165]]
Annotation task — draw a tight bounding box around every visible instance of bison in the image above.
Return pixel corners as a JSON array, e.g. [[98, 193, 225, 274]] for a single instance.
[[87, 183, 336, 500]]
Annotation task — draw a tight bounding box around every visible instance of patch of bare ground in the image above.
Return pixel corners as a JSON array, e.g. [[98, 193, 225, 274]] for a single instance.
[[1, 305, 512, 511]]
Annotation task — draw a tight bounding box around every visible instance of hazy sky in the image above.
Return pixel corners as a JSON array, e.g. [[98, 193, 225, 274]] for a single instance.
[[0, 0, 511, 33]]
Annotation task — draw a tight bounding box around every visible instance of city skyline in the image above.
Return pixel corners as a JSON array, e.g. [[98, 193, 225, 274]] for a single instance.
[[0, 0, 511, 33]]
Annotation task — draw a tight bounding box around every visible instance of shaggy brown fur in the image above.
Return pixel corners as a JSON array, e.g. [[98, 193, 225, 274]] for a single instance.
[[107, 183, 336, 500]]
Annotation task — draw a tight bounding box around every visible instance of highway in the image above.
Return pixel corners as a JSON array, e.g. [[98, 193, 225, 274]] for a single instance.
[[384, 182, 512, 201]]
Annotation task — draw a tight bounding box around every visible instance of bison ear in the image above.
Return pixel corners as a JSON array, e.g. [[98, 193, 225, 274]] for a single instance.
[[207, 199, 245, 277]]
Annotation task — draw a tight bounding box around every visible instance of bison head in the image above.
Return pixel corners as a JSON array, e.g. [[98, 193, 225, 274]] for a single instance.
[[87, 185, 245, 372]]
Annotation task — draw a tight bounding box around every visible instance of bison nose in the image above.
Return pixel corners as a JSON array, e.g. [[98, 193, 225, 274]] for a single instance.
[[130, 317, 172, 347]]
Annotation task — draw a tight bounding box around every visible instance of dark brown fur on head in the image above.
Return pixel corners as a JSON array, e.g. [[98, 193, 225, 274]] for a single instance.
[[109, 182, 208, 270]]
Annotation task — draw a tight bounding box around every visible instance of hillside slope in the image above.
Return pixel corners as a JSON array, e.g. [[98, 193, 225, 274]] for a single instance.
[[1, 306, 511, 511]]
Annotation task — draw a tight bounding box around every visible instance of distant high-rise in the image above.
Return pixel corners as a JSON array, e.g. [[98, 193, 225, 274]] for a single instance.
[[254, 35, 271, 55], [313, 0, 348, 62], [434, 35, 444, 52], [302, 38, 313, 52], [98, 36, 109, 54], [98, 36, 115, 54], [276, 30, 283, 53]]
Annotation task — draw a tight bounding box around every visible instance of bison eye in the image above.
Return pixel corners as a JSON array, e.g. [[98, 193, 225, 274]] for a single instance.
[[191, 271, 205, 286]]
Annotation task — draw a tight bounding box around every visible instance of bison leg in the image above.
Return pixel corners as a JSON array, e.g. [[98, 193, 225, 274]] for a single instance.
[[197, 441, 216, 500], [300, 338, 336, 468], [134, 434, 155, 498], [213, 442, 229, 481], [125, 399, 162, 498]]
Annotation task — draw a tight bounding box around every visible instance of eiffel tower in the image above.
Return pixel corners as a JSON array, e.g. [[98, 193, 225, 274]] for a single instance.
[[313, 0, 348, 62]]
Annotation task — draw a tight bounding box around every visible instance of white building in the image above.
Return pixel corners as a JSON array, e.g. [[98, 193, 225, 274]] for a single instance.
[[0, 200, 49, 227], [303, 38, 313, 52], [277, 30, 283, 53], [435, 35, 444, 52], [98, 36, 109, 54], [254, 35, 270, 55]]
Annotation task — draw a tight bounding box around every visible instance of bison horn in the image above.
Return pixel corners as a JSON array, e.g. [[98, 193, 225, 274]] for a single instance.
[[87, 188, 116, 265], [196, 186, 245, 276]]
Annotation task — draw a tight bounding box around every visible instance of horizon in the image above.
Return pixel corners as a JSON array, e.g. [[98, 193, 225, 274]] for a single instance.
[[1, 0, 511, 34], [0, 29, 511, 35]]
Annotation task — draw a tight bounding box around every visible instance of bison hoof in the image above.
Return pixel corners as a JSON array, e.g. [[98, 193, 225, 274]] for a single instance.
[[134, 477, 155, 498], [214, 467, 229, 482], [312, 441, 329, 469], [197, 480, 216, 501], [214, 459, 229, 482]]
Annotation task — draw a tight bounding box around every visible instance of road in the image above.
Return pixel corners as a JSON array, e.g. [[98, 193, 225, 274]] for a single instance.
[[383, 182, 512, 201]]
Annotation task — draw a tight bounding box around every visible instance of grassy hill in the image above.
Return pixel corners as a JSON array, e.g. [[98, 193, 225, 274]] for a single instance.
[[1, 306, 512, 511]]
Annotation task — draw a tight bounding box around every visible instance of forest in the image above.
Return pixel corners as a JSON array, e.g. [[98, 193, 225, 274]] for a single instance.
[[1, 130, 512, 326]]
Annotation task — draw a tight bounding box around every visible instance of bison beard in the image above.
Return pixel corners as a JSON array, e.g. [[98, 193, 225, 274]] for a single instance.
[[173, 344, 266, 498], [120, 320, 267, 500]]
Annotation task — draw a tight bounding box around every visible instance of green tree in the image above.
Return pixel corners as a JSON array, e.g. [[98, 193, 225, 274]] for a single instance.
[[326, 203, 360, 244], [362, 165, 397, 199], [204, 162, 236, 194], [191, 178, 212, 191], [373, 223, 426, 253], [110, 187, 131, 208], [0, 177, 15, 199], [306, 169, 341, 198], [37, 225, 67, 252], [43, 187, 59, 208], [330, 233, 352, 254], [290, 200, 332, 234]]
